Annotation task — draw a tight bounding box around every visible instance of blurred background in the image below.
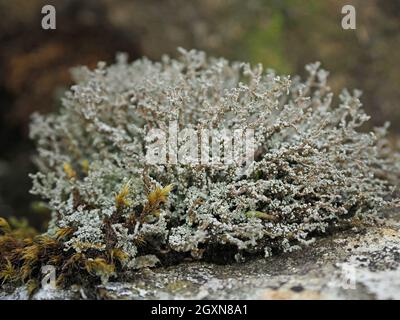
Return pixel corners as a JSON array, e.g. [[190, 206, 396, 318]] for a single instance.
[[0, 0, 399, 230]]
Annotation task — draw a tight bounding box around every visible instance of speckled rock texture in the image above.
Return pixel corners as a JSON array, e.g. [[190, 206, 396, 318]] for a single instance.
[[1, 210, 399, 300]]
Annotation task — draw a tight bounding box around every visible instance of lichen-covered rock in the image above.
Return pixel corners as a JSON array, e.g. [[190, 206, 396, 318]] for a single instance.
[[1, 49, 399, 288], [2, 213, 399, 300]]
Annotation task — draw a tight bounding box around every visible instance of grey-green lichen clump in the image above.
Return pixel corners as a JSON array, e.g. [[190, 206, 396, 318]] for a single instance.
[[26, 48, 398, 283]]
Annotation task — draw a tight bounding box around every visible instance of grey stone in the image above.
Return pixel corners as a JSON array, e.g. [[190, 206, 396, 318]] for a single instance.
[[1, 213, 399, 300]]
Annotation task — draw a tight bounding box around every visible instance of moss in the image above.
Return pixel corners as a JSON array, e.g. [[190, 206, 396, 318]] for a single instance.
[[63, 163, 77, 180], [140, 184, 173, 222], [0, 216, 121, 292], [0, 183, 174, 291], [115, 181, 131, 209]]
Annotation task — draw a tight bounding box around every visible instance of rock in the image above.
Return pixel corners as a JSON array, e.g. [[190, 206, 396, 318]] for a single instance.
[[1, 213, 399, 300]]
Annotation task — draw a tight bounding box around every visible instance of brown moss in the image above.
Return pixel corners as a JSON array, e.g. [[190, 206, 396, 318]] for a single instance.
[[0, 216, 119, 293], [139, 184, 173, 222], [115, 181, 131, 209], [0, 182, 176, 292]]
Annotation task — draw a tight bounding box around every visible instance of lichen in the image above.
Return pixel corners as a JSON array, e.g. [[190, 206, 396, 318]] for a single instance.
[[1, 48, 399, 289]]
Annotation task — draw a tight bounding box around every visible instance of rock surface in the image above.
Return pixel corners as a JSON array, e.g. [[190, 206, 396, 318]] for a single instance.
[[1, 212, 399, 300]]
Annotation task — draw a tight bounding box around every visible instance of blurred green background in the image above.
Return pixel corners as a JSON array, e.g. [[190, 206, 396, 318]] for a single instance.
[[0, 0, 399, 229]]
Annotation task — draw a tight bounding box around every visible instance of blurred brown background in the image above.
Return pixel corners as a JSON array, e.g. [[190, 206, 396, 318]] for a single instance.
[[0, 0, 399, 229]]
